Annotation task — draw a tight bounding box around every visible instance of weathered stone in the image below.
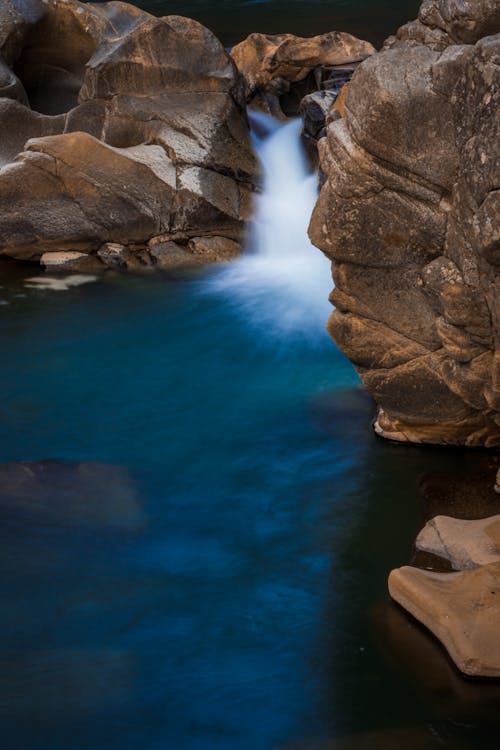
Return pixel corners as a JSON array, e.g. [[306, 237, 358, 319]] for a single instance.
[[40, 250, 103, 272], [231, 31, 375, 101], [310, 1, 500, 447], [0, 0, 257, 265], [416, 514, 500, 570], [389, 562, 500, 678], [188, 236, 241, 260]]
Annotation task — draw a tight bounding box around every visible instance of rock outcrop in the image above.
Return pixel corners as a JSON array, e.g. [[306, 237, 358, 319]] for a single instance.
[[309, 0, 500, 447], [231, 31, 374, 119], [0, 0, 257, 268]]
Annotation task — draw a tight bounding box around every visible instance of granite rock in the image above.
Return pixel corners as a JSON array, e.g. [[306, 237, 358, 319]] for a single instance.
[[0, 0, 257, 265], [310, 0, 500, 446], [389, 562, 500, 678]]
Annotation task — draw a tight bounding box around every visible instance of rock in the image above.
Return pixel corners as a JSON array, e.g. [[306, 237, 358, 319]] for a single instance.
[[496, 469, 500, 494], [0, 0, 257, 265], [310, 1, 500, 447], [416, 514, 500, 570], [147, 234, 241, 269], [300, 90, 338, 142], [373, 599, 500, 726], [284, 727, 456, 750], [40, 251, 103, 272], [149, 239, 194, 269], [388, 562, 500, 678], [231, 31, 375, 101], [97, 243, 129, 269], [97, 242, 153, 271]]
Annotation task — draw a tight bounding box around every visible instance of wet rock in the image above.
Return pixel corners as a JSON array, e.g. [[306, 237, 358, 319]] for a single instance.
[[0, 650, 132, 723], [373, 599, 500, 726], [40, 251, 103, 272], [284, 727, 461, 749], [388, 562, 500, 677], [231, 31, 374, 102], [310, 1, 500, 447], [0, 0, 257, 265], [416, 514, 500, 570]]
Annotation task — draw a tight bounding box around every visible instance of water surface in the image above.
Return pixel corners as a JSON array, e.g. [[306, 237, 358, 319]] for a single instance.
[[90, 0, 422, 48]]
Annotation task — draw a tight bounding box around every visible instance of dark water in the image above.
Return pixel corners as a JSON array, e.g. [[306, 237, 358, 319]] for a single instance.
[[91, 0, 421, 48], [0, 263, 499, 750]]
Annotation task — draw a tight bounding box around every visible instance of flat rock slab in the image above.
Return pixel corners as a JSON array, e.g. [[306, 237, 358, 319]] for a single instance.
[[389, 562, 500, 678], [416, 514, 500, 570]]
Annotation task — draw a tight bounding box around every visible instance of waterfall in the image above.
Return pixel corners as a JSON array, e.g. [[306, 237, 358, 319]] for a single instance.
[[205, 113, 332, 342]]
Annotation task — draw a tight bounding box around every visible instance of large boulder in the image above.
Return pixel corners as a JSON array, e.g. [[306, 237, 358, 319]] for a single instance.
[[231, 31, 374, 120], [0, 0, 257, 266], [309, 0, 500, 447]]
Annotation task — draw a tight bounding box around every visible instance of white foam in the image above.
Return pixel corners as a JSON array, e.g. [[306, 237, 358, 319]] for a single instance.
[[205, 114, 331, 341]]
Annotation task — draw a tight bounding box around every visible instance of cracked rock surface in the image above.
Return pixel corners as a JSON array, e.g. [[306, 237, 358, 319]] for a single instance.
[[0, 0, 257, 266], [309, 0, 500, 447]]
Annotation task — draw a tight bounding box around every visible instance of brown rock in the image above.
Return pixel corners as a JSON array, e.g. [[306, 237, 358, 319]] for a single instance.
[[388, 562, 500, 677], [231, 31, 375, 100], [416, 514, 500, 570], [310, 2, 500, 447], [0, 0, 257, 265]]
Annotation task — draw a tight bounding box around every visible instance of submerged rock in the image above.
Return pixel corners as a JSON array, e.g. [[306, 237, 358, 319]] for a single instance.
[[0, 0, 257, 266], [309, 0, 500, 447]]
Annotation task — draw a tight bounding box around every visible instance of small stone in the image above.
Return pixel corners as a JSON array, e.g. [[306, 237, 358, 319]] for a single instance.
[[40, 251, 102, 272], [97, 243, 128, 269]]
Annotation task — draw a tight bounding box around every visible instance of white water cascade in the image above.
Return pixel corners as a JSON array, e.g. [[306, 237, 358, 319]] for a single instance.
[[207, 113, 332, 341]]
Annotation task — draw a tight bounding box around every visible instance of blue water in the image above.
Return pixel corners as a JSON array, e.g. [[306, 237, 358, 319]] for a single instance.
[[1, 265, 499, 750]]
